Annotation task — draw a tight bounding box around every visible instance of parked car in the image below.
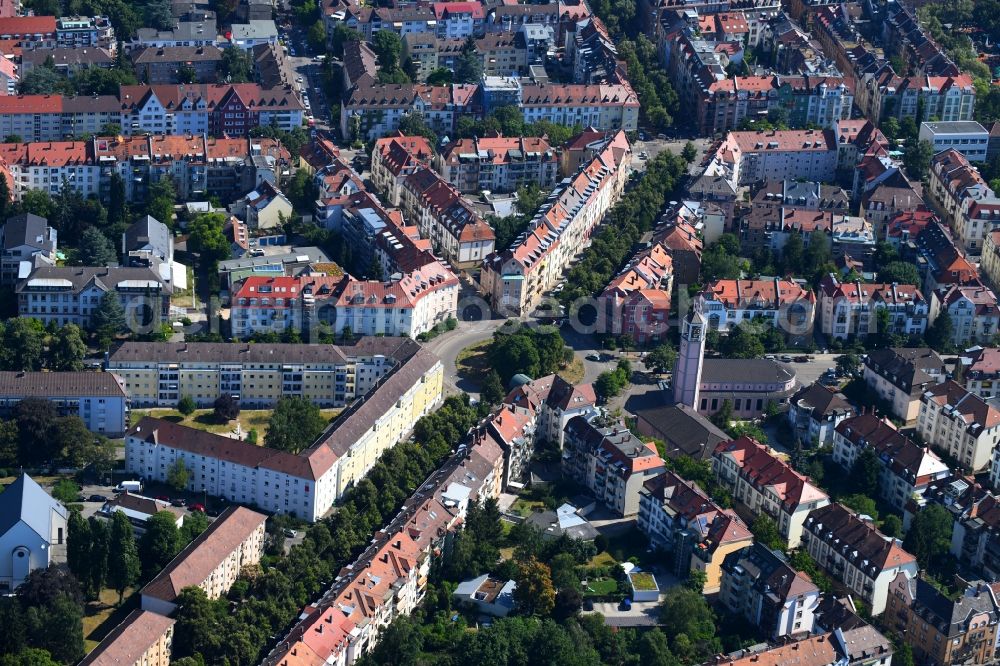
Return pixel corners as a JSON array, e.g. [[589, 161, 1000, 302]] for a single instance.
[[779, 355, 793, 362], [794, 355, 809, 363], [284, 529, 298, 538], [189, 503, 206, 513], [586, 353, 601, 361], [88, 494, 108, 502], [171, 498, 187, 507], [155, 495, 170, 502]]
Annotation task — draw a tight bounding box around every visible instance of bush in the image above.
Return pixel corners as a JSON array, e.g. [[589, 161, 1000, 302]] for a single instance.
[[177, 395, 196, 415]]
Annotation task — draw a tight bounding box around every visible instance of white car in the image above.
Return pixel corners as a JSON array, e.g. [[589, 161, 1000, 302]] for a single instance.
[[295, 75, 303, 82]]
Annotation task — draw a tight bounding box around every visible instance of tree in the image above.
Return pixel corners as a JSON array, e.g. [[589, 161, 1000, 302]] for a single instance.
[[179, 510, 209, 543], [50, 479, 79, 504], [454, 36, 483, 84], [0, 648, 61, 666], [307, 20, 326, 52], [107, 511, 139, 603], [514, 557, 555, 617], [836, 353, 860, 376], [685, 567, 707, 592], [167, 458, 190, 492], [781, 231, 805, 274], [681, 141, 698, 164], [177, 395, 196, 415], [397, 112, 437, 144], [751, 514, 785, 550], [213, 394, 240, 421], [636, 629, 681, 666], [90, 292, 126, 347], [13, 398, 57, 464], [904, 503, 953, 569], [66, 511, 92, 591], [480, 369, 506, 406], [881, 514, 903, 538], [85, 517, 108, 598], [17, 190, 54, 220], [145, 177, 176, 228], [644, 343, 677, 374], [26, 595, 84, 663], [177, 63, 198, 84], [107, 173, 128, 229], [75, 226, 117, 266], [187, 213, 231, 265], [139, 511, 181, 579], [4, 318, 44, 371], [372, 30, 403, 74], [48, 324, 86, 371], [880, 261, 921, 286], [710, 399, 733, 430], [719, 323, 765, 359], [219, 45, 253, 83], [265, 397, 327, 453], [903, 139, 934, 180], [426, 67, 452, 85], [851, 447, 881, 496], [926, 310, 955, 352], [659, 587, 718, 661]]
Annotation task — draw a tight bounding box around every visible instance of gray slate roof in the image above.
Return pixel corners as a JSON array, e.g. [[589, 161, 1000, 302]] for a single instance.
[[16, 266, 171, 295], [3, 213, 52, 252], [123, 215, 171, 259], [0, 474, 68, 541], [0, 370, 127, 398], [701, 358, 796, 384]]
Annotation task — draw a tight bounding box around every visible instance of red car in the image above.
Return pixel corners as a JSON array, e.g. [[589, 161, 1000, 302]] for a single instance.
[[189, 503, 206, 513], [155, 495, 170, 502]]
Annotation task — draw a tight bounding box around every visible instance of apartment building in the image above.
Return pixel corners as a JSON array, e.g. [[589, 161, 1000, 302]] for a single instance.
[[512, 81, 640, 131], [927, 148, 1000, 255], [230, 265, 459, 340], [931, 284, 1000, 346], [787, 383, 854, 447], [0, 16, 56, 47], [79, 610, 175, 666], [340, 82, 478, 142], [712, 436, 830, 547], [696, 277, 816, 335], [397, 166, 495, 269], [106, 337, 440, 409], [885, 576, 1000, 666], [919, 121, 990, 162], [983, 230, 1000, 291], [480, 131, 631, 315], [20, 47, 114, 76], [140, 506, 267, 614], [637, 471, 753, 590], [832, 413, 950, 511], [719, 543, 820, 640], [0, 213, 56, 286], [436, 136, 558, 194], [817, 274, 928, 341], [0, 95, 120, 142], [802, 503, 919, 615], [0, 135, 286, 204], [130, 18, 219, 50], [862, 347, 946, 422], [17, 265, 171, 330], [56, 15, 114, 48], [563, 415, 665, 517], [120, 84, 304, 136], [918, 380, 1000, 472], [599, 240, 672, 344], [131, 46, 224, 84], [504, 373, 596, 448], [0, 370, 129, 436], [909, 221, 980, 296], [740, 179, 849, 253], [708, 128, 839, 187], [958, 345, 1000, 400], [369, 134, 433, 206], [126, 347, 442, 521]]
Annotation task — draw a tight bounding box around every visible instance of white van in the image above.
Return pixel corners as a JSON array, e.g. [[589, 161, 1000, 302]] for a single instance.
[[115, 480, 142, 493]]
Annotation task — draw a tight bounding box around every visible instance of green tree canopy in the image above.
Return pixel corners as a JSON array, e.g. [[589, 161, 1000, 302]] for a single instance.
[[265, 397, 328, 453]]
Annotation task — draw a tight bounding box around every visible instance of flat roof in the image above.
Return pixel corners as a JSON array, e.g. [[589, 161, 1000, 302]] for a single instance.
[[921, 120, 988, 134]]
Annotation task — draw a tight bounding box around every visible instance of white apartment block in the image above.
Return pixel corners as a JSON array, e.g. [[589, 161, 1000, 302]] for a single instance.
[[125, 344, 444, 522], [708, 129, 839, 187], [919, 121, 990, 162], [140, 506, 267, 615], [106, 339, 434, 409], [918, 380, 1000, 472], [931, 284, 1000, 346], [0, 371, 130, 436], [712, 436, 830, 548]]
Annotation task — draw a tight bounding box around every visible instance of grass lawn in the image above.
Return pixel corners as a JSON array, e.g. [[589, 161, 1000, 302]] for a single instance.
[[588, 551, 617, 568], [131, 408, 341, 443], [509, 498, 546, 518], [83, 587, 137, 652], [455, 339, 492, 382], [583, 578, 618, 597], [605, 527, 653, 565], [557, 356, 585, 384]]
